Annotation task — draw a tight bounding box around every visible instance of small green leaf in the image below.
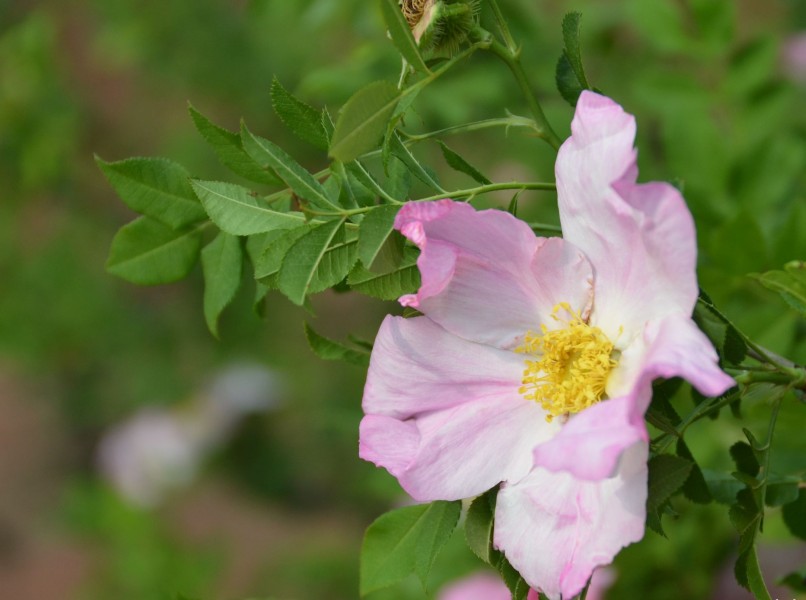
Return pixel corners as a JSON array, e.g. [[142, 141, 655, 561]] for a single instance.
[[389, 133, 443, 192], [190, 180, 305, 235], [765, 480, 800, 507], [783, 489, 806, 541], [779, 568, 806, 592], [201, 232, 243, 338], [752, 261, 806, 318], [379, 0, 430, 73], [330, 81, 400, 163], [348, 251, 421, 300], [240, 125, 339, 211], [561, 12, 589, 89], [97, 156, 207, 229], [735, 543, 772, 599], [253, 226, 312, 285], [106, 217, 201, 285], [270, 78, 329, 150], [360, 501, 461, 596], [676, 439, 712, 504], [703, 469, 744, 505], [278, 219, 356, 305], [730, 441, 760, 477], [464, 488, 497, 564], [303, 322, 369, 367], [188, 105, 282, 185], [357, 205, 403, 270], [437, 140, 492, 185], [386, 156, 411, 202], [647, 454, 693, 514]]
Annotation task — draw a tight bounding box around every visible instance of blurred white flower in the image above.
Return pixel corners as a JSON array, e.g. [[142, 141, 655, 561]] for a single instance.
[[97, 362, 282, 507]]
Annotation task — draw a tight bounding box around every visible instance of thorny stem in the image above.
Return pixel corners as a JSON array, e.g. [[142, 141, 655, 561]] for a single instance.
[[486, 0, 518, 53]]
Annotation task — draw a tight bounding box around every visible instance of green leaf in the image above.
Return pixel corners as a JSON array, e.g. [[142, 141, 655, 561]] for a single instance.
[[735, 543, 772, 600], [270, 78, 329, 150], [783, 488, 806, 541], [647, 454, 693, 514], [106, 217, 201, 285], [779, 568, 806, 592], [730, 441, 760, 477], [561, 12, 589, 89], [765, 480, 800, 507], [201, 232, 243, 338], [379, 0, 430, 73], [360, 501, 461, 596], [437, 141, 492, 185], [703, 469, 744, 504], [253, 226, 312, 286], [389, 133, 443, 192], [646, 378, 682, 435], [278, 219, 356, 305], [188, 105, 282, 186], [556, 54, 584, 106], [190, 180, 304, 235], [303, 322, 370, 367], [357, 205, 403, 270], [330, 81, 400, 163], [97, 156, 207, 229], [240, 125, 339, 211], [693, 296, 747, 365], [348, 252, 421, 300], [676, 439, 712, 504], [752, 261, 806, 318], [464, 488, 497, 564], [387, 156, 412, 201]]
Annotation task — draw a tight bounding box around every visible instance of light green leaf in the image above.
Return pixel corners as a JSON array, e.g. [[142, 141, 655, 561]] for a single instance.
[[106, 217, 201, 285], [330, 81, 400, 163], [190, 180, 304, 235], [97, 156, 207, 229], [270, 78, 329, 150], [752, 261, 806, 317], [201, 232, 243, 338], [437, 140, 492, 185], [303, 322, 369, 367], [464, 488, 497, 564], [348, 251, 420, 300], [357, 205, 403, 270], [379, 0, 430, 73], [188, 105, 282, 185], [241, 125, 338, 211], [278, 219, 356, 305], [360, 501, 461, 596]]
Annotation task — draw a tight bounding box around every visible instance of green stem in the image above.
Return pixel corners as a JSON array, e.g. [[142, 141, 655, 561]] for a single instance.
[[486, 0, 517, 53], [485, 38, 562, 150], [400, 114, 540, 141], [415, 180, 556, 202]]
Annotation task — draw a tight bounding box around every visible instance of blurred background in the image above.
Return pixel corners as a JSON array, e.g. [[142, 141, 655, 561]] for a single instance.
[[1, 0, 805, 598]]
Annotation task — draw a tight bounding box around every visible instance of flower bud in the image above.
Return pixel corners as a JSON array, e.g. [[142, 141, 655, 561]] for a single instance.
[[400, 0, 479, 55]]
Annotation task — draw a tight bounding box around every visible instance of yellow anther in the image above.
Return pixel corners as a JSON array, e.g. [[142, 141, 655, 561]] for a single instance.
[[516, 303, 617, 422]]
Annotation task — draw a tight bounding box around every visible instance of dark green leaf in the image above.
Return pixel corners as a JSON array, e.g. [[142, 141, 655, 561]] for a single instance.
[[330, 81, 400, 163], [765, 480, 800, 507], [783, 489, 806, 541], [730, 441, 760, 477], [646, 378, 682, 435], [201, 232, 243, 338], [303, 322, 369, 367], [240, 125, 338, 211], [360, 501, 461, 596], [389, 133, 442, 192], [253, 226, 312, 286], [190, 180, 304, 235], [676, 439, 712, 504], [348, 251, 420, 300], [386, 156, 411, 201], [779, 568, 806, 592], [278, 219, 356, 305], [270, 78, 329, 150], [735, 543, 772, 599], [357, 205, 403, 270], [647, 454, 693, 513], [561, 12, 589, 89], [464, 488, 497, 564], [437, 141, 492, 185], [188, 105, 282, 185], [379, 0, 430, 73], [703, 469, 744, 504], [555, 54, 584, 106], [97, 156, 207, 229], [106, 217, 201, 285]]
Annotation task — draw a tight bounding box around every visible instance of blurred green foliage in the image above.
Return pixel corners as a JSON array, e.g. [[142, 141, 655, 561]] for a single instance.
[[1, 0, 804, 598]]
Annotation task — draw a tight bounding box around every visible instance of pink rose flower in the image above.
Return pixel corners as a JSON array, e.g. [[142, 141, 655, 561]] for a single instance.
[[359, 91, 734, 599], [438, 568, 614, 600]]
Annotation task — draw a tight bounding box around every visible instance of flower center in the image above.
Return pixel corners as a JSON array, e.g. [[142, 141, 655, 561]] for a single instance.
[[516, 303, 617, 422]]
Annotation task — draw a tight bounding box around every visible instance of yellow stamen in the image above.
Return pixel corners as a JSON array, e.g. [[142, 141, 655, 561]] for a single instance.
[[516, 303, 617, 422]]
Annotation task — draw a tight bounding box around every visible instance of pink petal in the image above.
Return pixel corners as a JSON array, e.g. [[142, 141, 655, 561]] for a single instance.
[[360, 315, 555, 500], [395, 200, 593, 349], [556, 91, 699, 340], [438, 573, 512, 600], [532, 394, 647, 480], [494, 442, 647, 600]]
